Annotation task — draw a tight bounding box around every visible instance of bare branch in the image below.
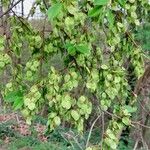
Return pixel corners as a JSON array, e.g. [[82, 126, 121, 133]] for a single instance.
[[0, 0, 24, 18], [86, 114, 102, 148]]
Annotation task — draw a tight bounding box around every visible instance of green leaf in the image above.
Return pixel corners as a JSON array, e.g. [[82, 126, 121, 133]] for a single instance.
[[114, 76, 121, 83], [86, 147, 93, 150], [26, 117, 32, 125], [123, 105, 137, 113], [94, 0, 109, 6], [102, 105, 108, 111], [67, 5, 78, 15], [61, 95, 72, 109], [13, 97, 24, 110], [101, 64, 108, 69], [122, 117, 131, 125], [4, 90, 23, 102], [107, 10, 114, 29], [109, 133, 116, 140], [110, 140, 117, 150], [80, 104, 88, 113], [106, 74, 113, 80], [76, 44, 90, 54], [21, 109, 30, 117], [62, 100, 71, 109], [78, 96, 86, 103], [47, 3, 62, 21], [71, 110, 80, 121], [88, 6, 102, 17], [28, 102, 36, 111], [0, 62, 5, 68], [54, 116, 61, 126], [65, 17, 74, 27], [49, 112, 57, 118], [105, 138, 117, 150], [77, 118, 84, 132], [118, 0, 126, 7], [65, 43, 76, 56], [0, 36, 4, 45], [24, 98, 30, 106]]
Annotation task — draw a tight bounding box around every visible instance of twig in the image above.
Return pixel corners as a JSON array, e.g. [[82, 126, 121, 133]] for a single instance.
[[101, 112, 104, 150], [137, 99, 150, 115], [26, 1, 36, 19], [11, 10, 32, 32], [60, 133, 75, 150], [15, 114, 20, 124], [104, 110, 150, 129], [0, 0, 24, 18], [141, 132, 149, 150], [60, 132, 84, 150], [126, 31, 139, 48], [103, 110, 121, 120], [21, 0, 24, 17], [86, 114, 102, 148], [132, 121, 150, 129], [43, 0, 48, 10], [133, 140, 139, 150]]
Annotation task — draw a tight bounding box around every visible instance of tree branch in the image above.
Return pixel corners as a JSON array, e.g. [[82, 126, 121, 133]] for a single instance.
[[0, 0, 24, 18]]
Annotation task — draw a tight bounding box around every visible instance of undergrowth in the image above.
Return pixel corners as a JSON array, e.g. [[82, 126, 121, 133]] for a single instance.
[[0, 115, 134, 150]]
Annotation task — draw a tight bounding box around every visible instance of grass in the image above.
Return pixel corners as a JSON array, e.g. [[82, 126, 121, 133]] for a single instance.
[[0, 112, 134, 150], [7, 138, 72, 150]]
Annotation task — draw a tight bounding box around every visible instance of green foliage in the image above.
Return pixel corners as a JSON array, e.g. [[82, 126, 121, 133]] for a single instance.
[[0, 0, 149, 149], [47, 3, 63, 21], [0, 36, 11, 72], [0, 121, 17, 139], [4, 90, 24, 110], [135, 23, 150, 52], [0, 116, 141, 150], [118, 136, 134, 150], [94, 0, 109, 6], [88, 6, 102, 18]]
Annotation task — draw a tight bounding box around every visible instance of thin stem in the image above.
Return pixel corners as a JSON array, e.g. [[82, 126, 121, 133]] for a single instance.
[[86, 114, 102, 148], [0, 0, 24, 18]]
